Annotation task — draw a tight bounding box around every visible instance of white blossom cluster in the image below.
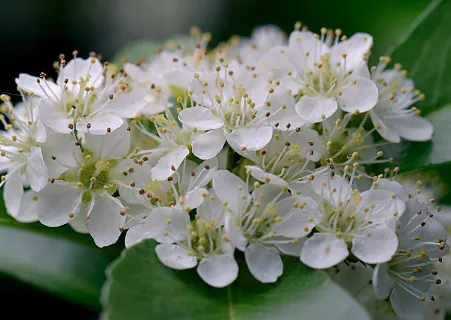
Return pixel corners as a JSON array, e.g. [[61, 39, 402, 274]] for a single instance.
[[1, 24, 445, 319]]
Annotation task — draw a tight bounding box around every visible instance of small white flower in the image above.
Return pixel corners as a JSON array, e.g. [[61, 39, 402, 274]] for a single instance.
[[229, 25, 286, 66], [132, 112, 194, 179], [121, 158, 218, 240], [241, 128, 325, 189], [35, 122, 134, 247], [212, 170, 314, 283], [126, 201, 237, 288], [178, 63, 304, 157], [0, 95, 47, 222], [124, 34, 212, 116], [299, 173, 403, 269], [265, 28, 378, 123], [16, 56, 147, 135], [372, 198, 448, 320], [370, 57, 433, 143]]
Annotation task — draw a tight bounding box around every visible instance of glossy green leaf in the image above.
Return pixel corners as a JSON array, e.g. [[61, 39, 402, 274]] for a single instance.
[[102, 240, 370, 320], [0, 192, 121, 310], [387, 0, 451, 113], [0, 226, 110, 310]]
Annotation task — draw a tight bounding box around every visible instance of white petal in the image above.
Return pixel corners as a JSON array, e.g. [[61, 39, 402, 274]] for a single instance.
[[187, 157, 218, 190], [288, 31, 328, 68], [143, 207, 188, 244], [197, 254, 238, 288], [125, 221, 147, 248], [272, 205, 317, 238], [59, 58, 103, 84], [275, 239, 303, 256], [155, 243, 197, 270], [390, 283, 427, 320], [372, 263, 394, 299], [16, 74, 60, 98], [331, 33, 373, 72], [107, 85, 148, 118], [295, 96, 337, 123], [37, 184, 82, 227], [252, 184, 290, 210], [245, 165, 287, 186], [300, 233, 349, 269], [14, 190, 39, 223], [338, 76, 378, 113], [39, 100, 73, 134], [245, 243, 283, 283], [227, 126, 273, 151], [267, 92, 306, 129], [26, 147, 48, 192], [285, 127, 324, 162], [370, 111, 401, 143], [384, 116, 433, 142], [225, 213, 248, 251], [41, 129, 80, 178], [69, 209, 89, 234], [178, 106, 223, 130], [123, 63, 149, 80], [183, 187, 207, 209], [275, 195, 318, 219], [192, 129, 226, 160], [263, 46, 293, 71], [86, 195, 125, 247], [151, 146, 189, 181], [352, 224, 398, 264], [4, 172, 24, 218], [76, 113, 124, 135], [375, 179, 407, 201], [358, 189, 406, 224], [312, 172, 351, 204], [212, 170, 249, 213], [197, 191, 225, 225], [84, 121, 130, 158], [179, 158, 218, 194]]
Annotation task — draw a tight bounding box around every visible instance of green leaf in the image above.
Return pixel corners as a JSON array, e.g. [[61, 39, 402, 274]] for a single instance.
[[0, 191, 121, 310], [0, 226, 110, 310], [387, 0, 451, 113], [102, 240, 370, 320], [394, 105, 451, 171]]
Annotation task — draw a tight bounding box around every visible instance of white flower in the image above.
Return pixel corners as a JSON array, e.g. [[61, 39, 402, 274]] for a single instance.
[[241, 128, 325, 189], [35, 122, 134, 247], [132, 112, 194, 179], [0, 95, 47, 222], [264, 28, 378, 123], [121, 157, 218, 244], [299, 173, 403, 269], [16, 56, 147, 135], [124, 33, 212, 116], [126, 200, 237, 288], [229, 25, 286, 66], [212, 170, 314, 283], [369, 57, 433, 143], [178, 63, 304, 157], [372, 198, 448, 320]]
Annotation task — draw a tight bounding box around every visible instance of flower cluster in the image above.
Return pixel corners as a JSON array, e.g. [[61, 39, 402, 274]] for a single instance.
[[1, 24, 444, 319]]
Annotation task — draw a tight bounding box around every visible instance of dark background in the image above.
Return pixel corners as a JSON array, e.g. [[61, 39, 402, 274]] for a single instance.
[[0, 0, 429, 318]]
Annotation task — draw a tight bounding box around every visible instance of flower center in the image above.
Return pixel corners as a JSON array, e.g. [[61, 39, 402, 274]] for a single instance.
[[79, 160, 111, 190], [186, 217, 222, 258]]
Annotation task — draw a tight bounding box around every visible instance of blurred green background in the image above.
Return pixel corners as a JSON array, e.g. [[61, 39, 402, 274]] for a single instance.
[[0, 0, 431, 318]]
